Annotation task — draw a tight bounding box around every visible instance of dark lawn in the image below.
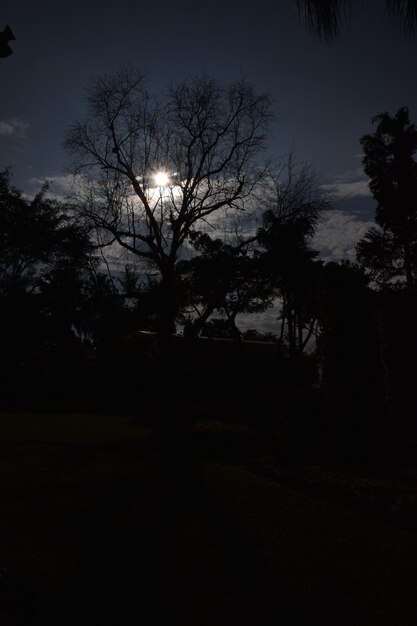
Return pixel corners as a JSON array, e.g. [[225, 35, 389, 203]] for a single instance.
[[1, 413, 417, 625]]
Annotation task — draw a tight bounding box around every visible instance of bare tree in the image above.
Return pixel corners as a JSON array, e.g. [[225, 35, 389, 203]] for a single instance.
[[256, 155, 327, 227], [64, 68, 272, 345]]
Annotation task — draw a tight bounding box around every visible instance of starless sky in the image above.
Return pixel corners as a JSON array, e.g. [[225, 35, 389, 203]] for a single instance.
[[2, 0, 417, 265]]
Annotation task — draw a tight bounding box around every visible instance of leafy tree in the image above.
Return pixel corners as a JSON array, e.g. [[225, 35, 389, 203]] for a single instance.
[[0, 171, 96, 405], [356, 106, 417, 289], [296, 0, 417, 40], [256, 161, 328, 354], [65, 68, 272, 346], [354, 109, 417, 429], [0, 170, 92, 298], [178, 231, 275, 340], [259, 216, 322, 354]]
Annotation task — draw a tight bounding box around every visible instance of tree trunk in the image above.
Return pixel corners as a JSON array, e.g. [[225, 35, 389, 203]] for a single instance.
[[404, 241, 414, 289], [189, 305, 215, 339], [302, 317, 318, 352], [157, 269, 178, 353], [279, 297, 286, 344], [227, 312, 242, 343], [287, 306, 296, 357], [297, 316, 304, 353]]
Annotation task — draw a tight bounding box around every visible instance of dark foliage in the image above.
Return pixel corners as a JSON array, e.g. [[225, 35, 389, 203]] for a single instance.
[[317, 261, 387, 439], [0, 24, 15, 58], [357, 106, 417, 289], [0, 172, 143, 409], [257, 198, 324, 355], [296, 0, 417, 40], [178, 232, 274, 340], [355, 108, 417, 431]]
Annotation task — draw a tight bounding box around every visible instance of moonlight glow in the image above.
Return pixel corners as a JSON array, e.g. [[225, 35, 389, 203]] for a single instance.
[[153, 171, 170, 187]]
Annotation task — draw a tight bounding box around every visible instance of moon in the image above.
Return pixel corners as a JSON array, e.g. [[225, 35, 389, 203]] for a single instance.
[[154, 171, 170, 187]]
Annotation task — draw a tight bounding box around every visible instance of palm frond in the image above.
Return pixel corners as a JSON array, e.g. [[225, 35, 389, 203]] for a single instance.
[[296, 0, 417, 39], [386, 0, 417, 35], [295, 0, 352, 41]]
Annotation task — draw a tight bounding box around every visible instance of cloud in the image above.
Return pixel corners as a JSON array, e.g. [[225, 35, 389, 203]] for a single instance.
[[314, 210, 374, 261], [27, 173, 86, 201], [0, 118, 29, 139], [320, 178, 370, 199], [320, 167, 371, 200], [29, 173, 75, 191]]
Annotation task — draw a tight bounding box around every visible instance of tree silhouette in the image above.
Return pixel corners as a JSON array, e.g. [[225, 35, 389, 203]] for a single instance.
[[0, 25, 15, 58], [356, 106, 417, 289], [65, 68, 271, 347], [0, 170, 93, 298], [317, 260, 386, 435], [355, 108, 417, 427], [178, 232, 274, 341], [296, 0, 417, 40], [0, 171, 96, 407], [256, 161, 328, 354]]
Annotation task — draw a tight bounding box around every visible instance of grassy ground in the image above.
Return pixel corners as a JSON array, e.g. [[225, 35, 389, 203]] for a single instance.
[[202, 462, 417, 625], [1, 413, 417, 625]]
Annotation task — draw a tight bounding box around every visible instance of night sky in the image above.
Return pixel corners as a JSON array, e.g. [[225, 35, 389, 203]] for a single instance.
[[2, 0, 417, 272]]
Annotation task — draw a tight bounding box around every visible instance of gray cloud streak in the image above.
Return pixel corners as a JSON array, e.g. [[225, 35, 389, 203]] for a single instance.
[[0, 118, 29, 138]]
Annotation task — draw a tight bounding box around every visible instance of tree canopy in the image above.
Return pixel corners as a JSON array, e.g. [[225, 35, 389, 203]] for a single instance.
[[0, 169, 92, 298], [256, 161, 328, 353], [356, 106, 417, 288]]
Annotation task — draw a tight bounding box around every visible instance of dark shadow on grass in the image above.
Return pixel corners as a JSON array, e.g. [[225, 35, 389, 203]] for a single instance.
[[153, 427, 340, 626], [1, 425, 379, 626]]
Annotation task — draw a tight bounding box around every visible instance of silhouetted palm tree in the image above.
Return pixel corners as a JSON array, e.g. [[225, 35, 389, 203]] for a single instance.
[[296, 0, 417, 40]]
